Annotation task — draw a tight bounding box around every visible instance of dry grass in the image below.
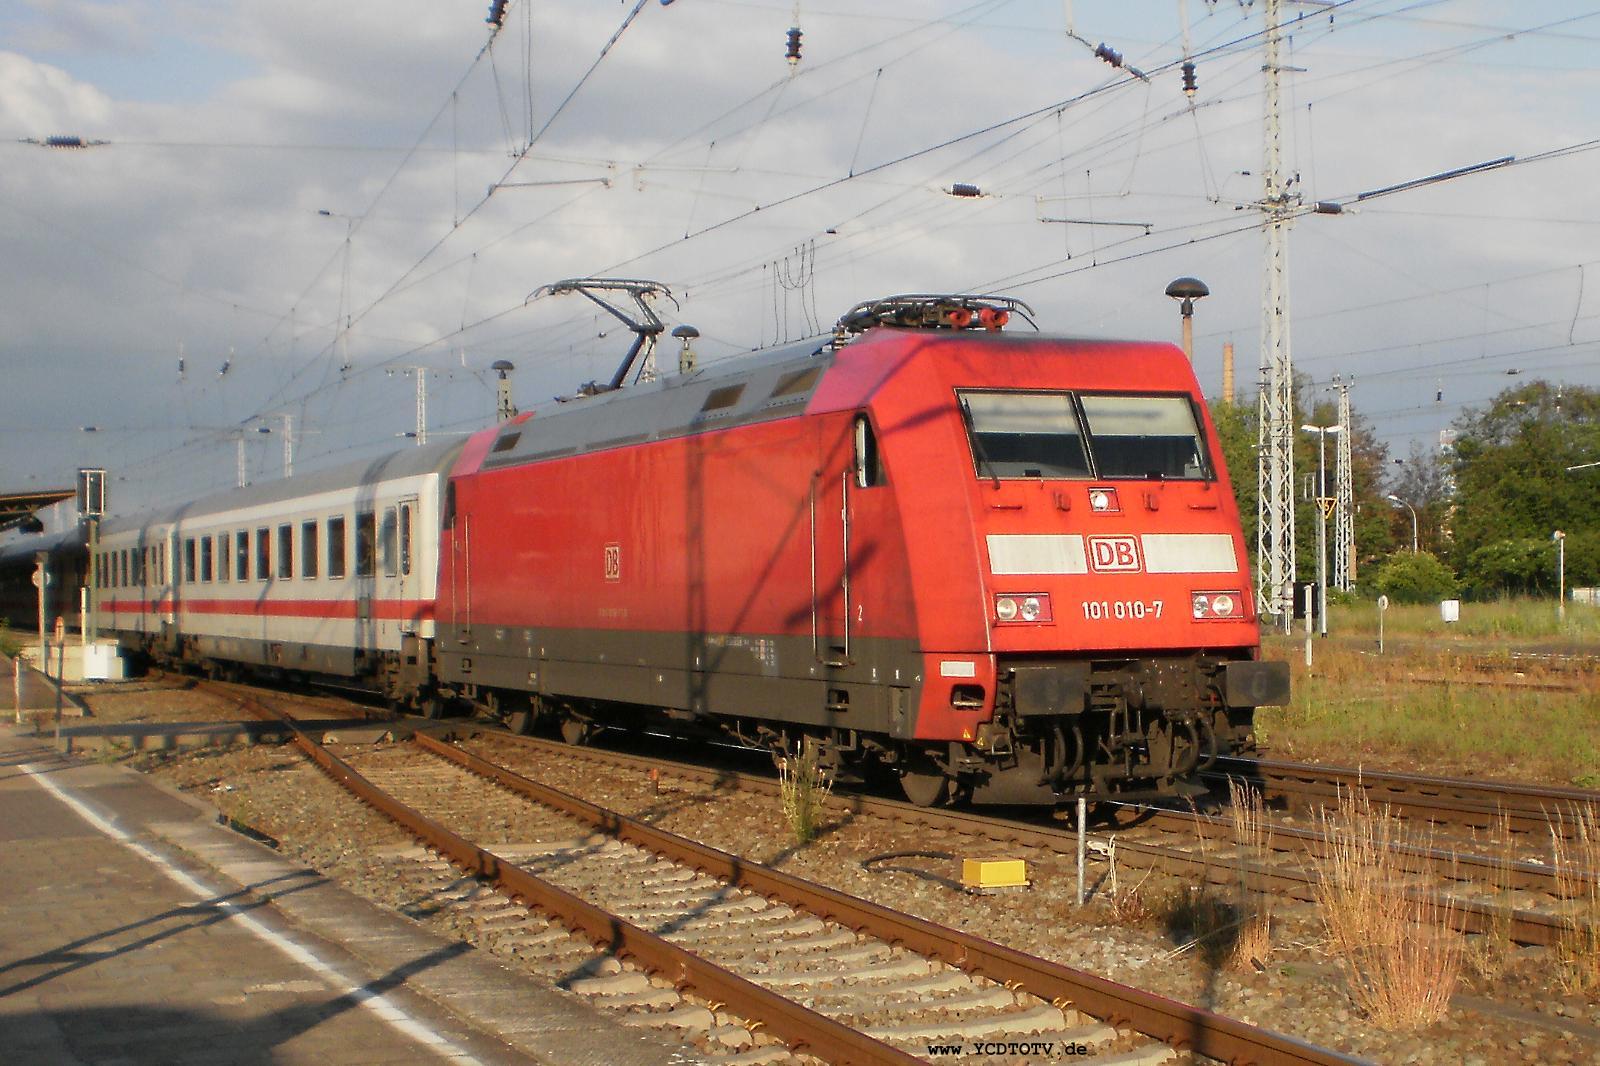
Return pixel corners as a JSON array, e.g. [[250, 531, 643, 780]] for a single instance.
[[1311, 788, 1464, 1029], [776, 743, 833, 845], [1226, 780, 1275, 972], [1103, 838, 1155, 925], [1549, 803, 1600, 996], [1463, 811, 1516, 981]]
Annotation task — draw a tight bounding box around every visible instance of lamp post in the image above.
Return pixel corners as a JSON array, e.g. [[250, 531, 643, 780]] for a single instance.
[[492, 360, 517, 422], [1385, 493, 1419, 554], [1164, 277, 1209, 362], [1301, 424, 1341, 636], [1554, 530, 1566, 623]]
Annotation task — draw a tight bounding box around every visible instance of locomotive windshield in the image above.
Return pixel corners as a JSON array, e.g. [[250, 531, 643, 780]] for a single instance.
[[959, 391, 1090, 479], [958, 390, 1209, 481]]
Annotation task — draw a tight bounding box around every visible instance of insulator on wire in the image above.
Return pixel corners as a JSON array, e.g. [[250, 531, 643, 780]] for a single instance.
[[785, 26, 803, 67], [486, 0, 507, 27], [1181, 61, 1197, 98], [1093, 42, 1123, 69]]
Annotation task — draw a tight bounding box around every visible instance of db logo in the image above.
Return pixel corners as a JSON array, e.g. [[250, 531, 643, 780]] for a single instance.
[[603, 542, 622, 582], [1087, 536, 1141, 573]]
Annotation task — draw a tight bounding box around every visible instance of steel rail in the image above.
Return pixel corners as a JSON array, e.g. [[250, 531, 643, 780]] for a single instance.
[[225, 693, 922, 1066], [417, 733, 1370, 1066], [459, 731, 1570, 947]]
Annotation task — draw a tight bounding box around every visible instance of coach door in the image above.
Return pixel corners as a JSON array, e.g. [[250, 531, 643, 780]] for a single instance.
[[394, 496, 419, 633]]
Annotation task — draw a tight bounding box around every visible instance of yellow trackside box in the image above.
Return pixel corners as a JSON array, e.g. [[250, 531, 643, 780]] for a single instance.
[[961, 858, 1029, 890]]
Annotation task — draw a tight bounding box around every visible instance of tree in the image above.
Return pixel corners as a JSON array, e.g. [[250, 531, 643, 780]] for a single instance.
[[1384, 440, 1453, 556], [1370, 550, 1459, 604], [1450, 382, 1600, 595]]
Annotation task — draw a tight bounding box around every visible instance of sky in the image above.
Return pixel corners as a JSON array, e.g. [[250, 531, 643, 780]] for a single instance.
[[2, 0, 1598, 510]]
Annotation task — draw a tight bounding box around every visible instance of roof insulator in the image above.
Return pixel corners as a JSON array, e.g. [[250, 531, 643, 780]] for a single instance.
[[1093, 43, 1123, 69], [949, 183, 982, 198], [785, 26, 802, 67]]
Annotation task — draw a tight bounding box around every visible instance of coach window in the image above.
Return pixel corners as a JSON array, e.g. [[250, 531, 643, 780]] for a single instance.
[[277, 525, 294, 579], [200, 537, 213, 583], [256, 527, 270, 581], [380, 507, 398, 578], [327, 516, 347, 579], [217, 534, 229, 582], [355, 511, 376, 578], [183, 539, 196, 584], [134, 548, 144, 587], [398, 502, 413, 575], [301, 521, 319, 579], [235, 531, 249, 581]]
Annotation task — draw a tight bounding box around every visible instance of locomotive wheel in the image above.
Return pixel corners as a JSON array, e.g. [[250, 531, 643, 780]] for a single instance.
[[898, 753, 952, 808], [416, 695, 444, 720], [506, 710, 534, 736], [560, 716, 593, 746]]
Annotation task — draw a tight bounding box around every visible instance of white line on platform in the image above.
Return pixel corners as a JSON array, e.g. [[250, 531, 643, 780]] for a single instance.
[[19, 761, 486, 1066]]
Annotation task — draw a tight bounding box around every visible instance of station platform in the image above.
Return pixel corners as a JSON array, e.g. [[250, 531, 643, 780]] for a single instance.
[[0, 726, 705, 1066]]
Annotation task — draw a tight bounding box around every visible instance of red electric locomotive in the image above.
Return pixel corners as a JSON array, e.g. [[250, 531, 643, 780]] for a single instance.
[[430, 294, 1287, 805]]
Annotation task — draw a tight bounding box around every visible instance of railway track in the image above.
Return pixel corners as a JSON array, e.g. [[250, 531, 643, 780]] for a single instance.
[[217, 686, 1365, 1066], [430, 728, 1592, 950], [1207, 756, 1600, 841]]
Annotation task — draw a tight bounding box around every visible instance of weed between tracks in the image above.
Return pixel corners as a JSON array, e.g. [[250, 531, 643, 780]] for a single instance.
[[1155, 782, 1275, 972], [1311, 789, 1463, 1029], [1550, 804, 1600, 997], [777, 744, 833, 845], [1462, 811, 1516, 982]]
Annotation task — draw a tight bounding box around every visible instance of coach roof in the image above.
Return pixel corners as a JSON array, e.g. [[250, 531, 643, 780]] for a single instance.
[[99, 440, 465, 536]]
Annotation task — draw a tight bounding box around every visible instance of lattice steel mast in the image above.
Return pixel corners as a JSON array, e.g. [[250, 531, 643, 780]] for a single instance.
[[1256, 0, 1297, 631], [1333, 378, 1354, 591]]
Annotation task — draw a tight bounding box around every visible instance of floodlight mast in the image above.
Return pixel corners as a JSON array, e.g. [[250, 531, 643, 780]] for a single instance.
[[531, 279, 678, 392]]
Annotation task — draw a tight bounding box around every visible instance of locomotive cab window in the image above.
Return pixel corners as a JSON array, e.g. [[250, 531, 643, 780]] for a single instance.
[[1078, 394, 1209, 480], [958, 390, 1089, 479], [853, 414, 885, 488]]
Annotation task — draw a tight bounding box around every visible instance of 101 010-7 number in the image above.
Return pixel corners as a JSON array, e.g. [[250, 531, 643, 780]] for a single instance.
[[1081, 599, 1163, 621]]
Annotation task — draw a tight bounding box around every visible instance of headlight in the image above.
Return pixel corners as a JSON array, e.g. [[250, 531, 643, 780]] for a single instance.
[[995, 593, 1051, 624], [1192, 590, 1243, 620]]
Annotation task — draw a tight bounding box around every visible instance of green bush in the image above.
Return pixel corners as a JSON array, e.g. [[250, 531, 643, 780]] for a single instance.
[[1371, 551, 1459, 605]]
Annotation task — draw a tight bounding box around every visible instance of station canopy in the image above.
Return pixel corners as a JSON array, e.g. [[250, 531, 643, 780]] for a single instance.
[[0, 489, 74, 532]]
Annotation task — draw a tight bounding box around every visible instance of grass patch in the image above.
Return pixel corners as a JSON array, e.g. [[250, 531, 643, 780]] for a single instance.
[[1257, 639, 1600, 786], [1312, 789, 1464, 1029], [1327, 595, 1600, 642]]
